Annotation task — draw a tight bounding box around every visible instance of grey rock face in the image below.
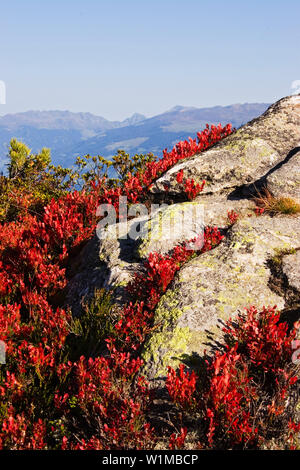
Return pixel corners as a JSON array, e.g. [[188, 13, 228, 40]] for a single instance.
[[282, 250, 300, 293], [266, 149, 300, 200], [65, 220, 143, 314], [150, 95, 300, 197], [141, 216, 300, 379]]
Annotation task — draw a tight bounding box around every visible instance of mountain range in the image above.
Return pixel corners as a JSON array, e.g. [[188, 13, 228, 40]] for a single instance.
[[0, 103, 270, 170]]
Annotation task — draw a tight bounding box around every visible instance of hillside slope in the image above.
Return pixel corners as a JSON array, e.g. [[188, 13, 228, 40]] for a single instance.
[[0, 103, 269, 170]]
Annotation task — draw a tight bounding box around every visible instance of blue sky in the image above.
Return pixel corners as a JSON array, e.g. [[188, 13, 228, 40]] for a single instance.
[[0, 0, 299, 120]]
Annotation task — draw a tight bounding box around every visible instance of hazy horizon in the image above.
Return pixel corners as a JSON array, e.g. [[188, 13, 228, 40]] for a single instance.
[[0, 100, 272, 122]]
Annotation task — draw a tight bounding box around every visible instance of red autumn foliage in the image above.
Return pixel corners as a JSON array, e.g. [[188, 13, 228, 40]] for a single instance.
[[0, 123, 298, 450], [255, 207, 265, 216], [166, 306, 299, 449], [227, 209, 239, 225]]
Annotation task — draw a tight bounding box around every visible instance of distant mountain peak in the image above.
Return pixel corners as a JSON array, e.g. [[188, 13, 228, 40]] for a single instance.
[[0, 102, 271, 172], [121, 113, 146, 126], [0, 109, 114, 131], [167, 105, 197, 113]]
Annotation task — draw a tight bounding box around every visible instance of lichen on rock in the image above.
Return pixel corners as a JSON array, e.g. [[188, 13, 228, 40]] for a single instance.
[[141, 215, 300, 379]]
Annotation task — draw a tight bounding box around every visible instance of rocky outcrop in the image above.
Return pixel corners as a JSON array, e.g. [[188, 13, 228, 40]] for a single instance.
[[150, 94, 300, 198], [282, 250, 300, 292], [266, 149, 300, 199], [65, 220, 142, 313], [65, 95, 300, 381], [141, 215, 300, 379]]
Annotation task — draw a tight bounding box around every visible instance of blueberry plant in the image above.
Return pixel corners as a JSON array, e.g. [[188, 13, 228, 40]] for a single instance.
[[0, 124, 298, 450]]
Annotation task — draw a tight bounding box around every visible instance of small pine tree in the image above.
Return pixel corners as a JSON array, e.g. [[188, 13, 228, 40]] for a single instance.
[[8, 138, 51, 180]]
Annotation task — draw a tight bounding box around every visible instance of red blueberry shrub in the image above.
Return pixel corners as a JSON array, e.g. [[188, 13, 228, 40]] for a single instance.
[[166, 306, 300, 449], [0, 124, 298, 450]]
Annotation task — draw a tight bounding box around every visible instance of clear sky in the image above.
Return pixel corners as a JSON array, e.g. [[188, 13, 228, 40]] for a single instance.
[[0, 0, 299, 120]]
